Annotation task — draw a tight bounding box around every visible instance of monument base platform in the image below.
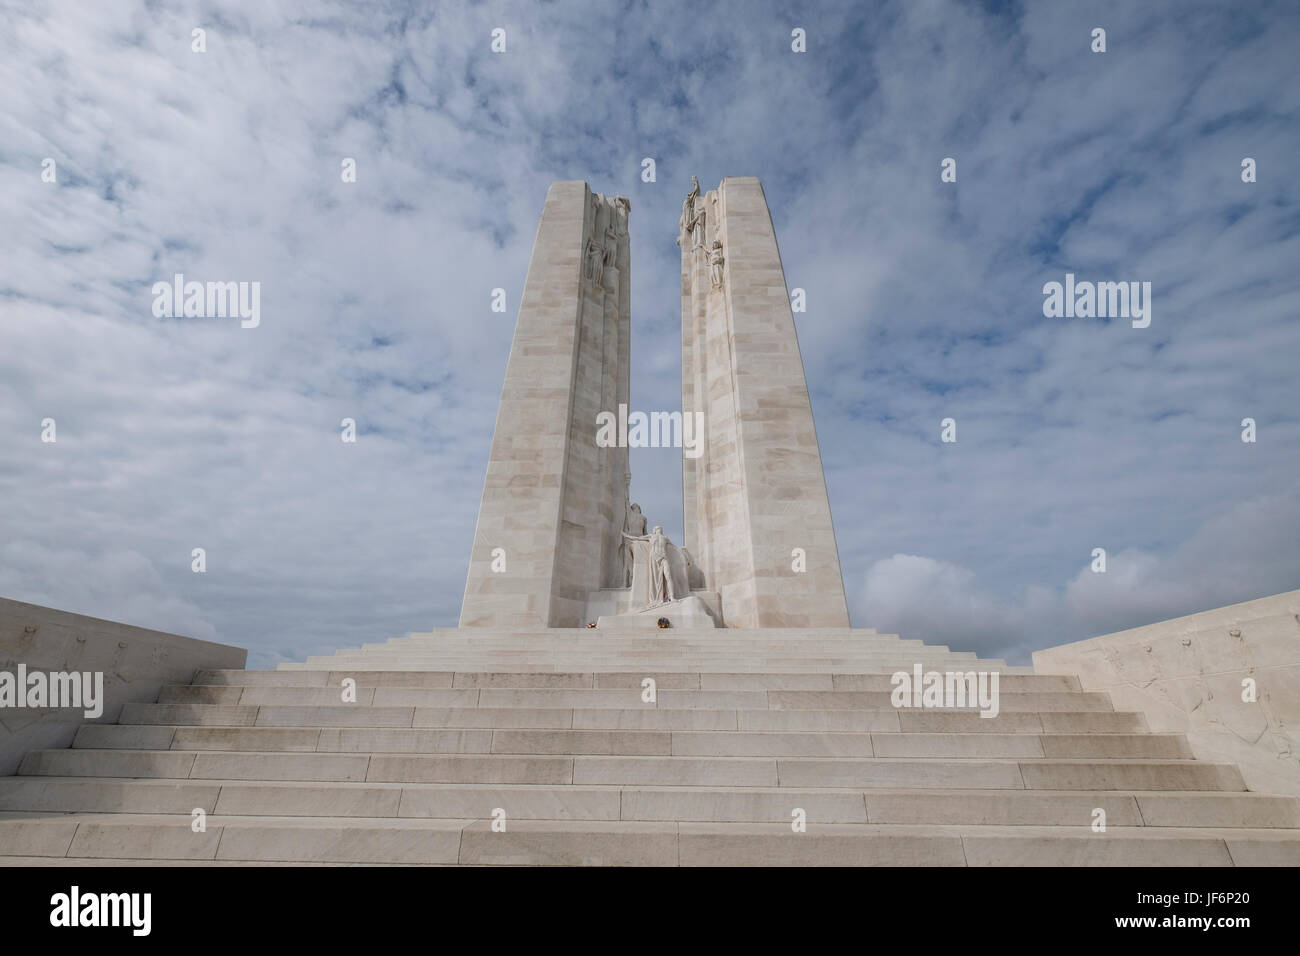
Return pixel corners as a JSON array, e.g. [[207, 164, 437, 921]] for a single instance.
[[3, 623, 1297, 867], [584, 587, 721, 626], [596, 595, 719, 630], [280, 625, 1018, 672]]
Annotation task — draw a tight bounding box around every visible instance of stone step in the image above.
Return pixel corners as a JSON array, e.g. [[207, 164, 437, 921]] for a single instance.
[[291, 644, 979, 654], [291, 658, 998, 671], [379, 639, 923, 650], [153, 685, 1107, 711], [301, 645, 976, 655], [664, 823, 1300, 867], [368, 650, 966, 659], [5, 778, 1299, 828], [402, 628, 890, 638], [2, 813, 1295, 865], [280, 659, 1034, 671], [0, 812, 471, 864], [118, 702, 1150, 733], [369, 647, 950, 653], [281, 667, 1023, 679], [327, 654, 996, 661], [3, 779, 1296, 827], [318, 644, 951, 652], [368, 638, 931, 648], [348, 640, 941, 648], [766, 691, 1111, 712], [193, 670, 1074, 691], [17, 749, 1247, 790], [324, 634, 911, 644], [0, 858, 415, 867], [70, 725, 1194, 759]]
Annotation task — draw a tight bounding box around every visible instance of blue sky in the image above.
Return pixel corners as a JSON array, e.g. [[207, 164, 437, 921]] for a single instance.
[[1, 0, 1297, 667]]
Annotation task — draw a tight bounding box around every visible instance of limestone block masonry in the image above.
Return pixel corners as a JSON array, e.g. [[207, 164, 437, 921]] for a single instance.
[[460, 182, 631, 629], [0, 597, 247, 775], [681, 178, 849, 628], [1035, 590, 1300, 797], [2, 624, 1298, 866]]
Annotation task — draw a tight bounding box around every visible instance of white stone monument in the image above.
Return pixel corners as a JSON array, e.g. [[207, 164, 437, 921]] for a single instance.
[[461, 177, 848, 630], [679, 177, 850, 628], [459, 183, 631, 628]]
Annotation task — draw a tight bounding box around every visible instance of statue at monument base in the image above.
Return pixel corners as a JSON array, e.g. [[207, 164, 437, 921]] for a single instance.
[[583, 522, 719, 628], [622, 525, 689, 609], [616, 476, 647, 588]]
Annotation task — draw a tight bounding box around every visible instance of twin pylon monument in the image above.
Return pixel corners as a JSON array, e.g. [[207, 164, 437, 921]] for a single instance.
[[460, 178, 849, 630], [5, 181, 1295, 870]]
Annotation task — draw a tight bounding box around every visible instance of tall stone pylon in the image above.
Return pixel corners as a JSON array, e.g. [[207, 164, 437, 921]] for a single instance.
[[460, 182, 631, 628], [680, 176, 850, 627]]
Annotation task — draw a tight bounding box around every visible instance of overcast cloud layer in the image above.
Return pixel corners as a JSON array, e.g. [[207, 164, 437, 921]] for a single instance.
[[1, 0, 1297, 667]]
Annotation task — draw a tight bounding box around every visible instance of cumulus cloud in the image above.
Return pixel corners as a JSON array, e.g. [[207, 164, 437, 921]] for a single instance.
[[858, 555, 1028, 656], [0, 540, 218, 643], [859, 490, 1300, 664]]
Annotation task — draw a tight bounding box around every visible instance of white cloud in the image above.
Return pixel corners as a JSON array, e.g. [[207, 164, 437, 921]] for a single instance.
[[857, 490, 1300, 664]]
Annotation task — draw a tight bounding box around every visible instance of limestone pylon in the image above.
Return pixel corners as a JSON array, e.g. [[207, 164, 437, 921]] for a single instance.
[[459, 183, 631, 628], [679, 177, 850, 627]]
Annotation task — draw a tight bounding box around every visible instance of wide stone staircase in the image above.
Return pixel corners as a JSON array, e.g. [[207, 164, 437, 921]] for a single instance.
[[2, 628, 1298, 865]]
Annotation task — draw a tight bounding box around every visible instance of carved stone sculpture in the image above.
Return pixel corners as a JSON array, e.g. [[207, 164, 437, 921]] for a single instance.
[[680, 546, 705, 589], [603, 226, 618, 271], [619, 497, 646, 587], [622, 525, 690, 610], [689, 192, 706, 249], [677, 175, 702, 248], [585, 236, 603, 284], [708, 239, 725, 290]]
